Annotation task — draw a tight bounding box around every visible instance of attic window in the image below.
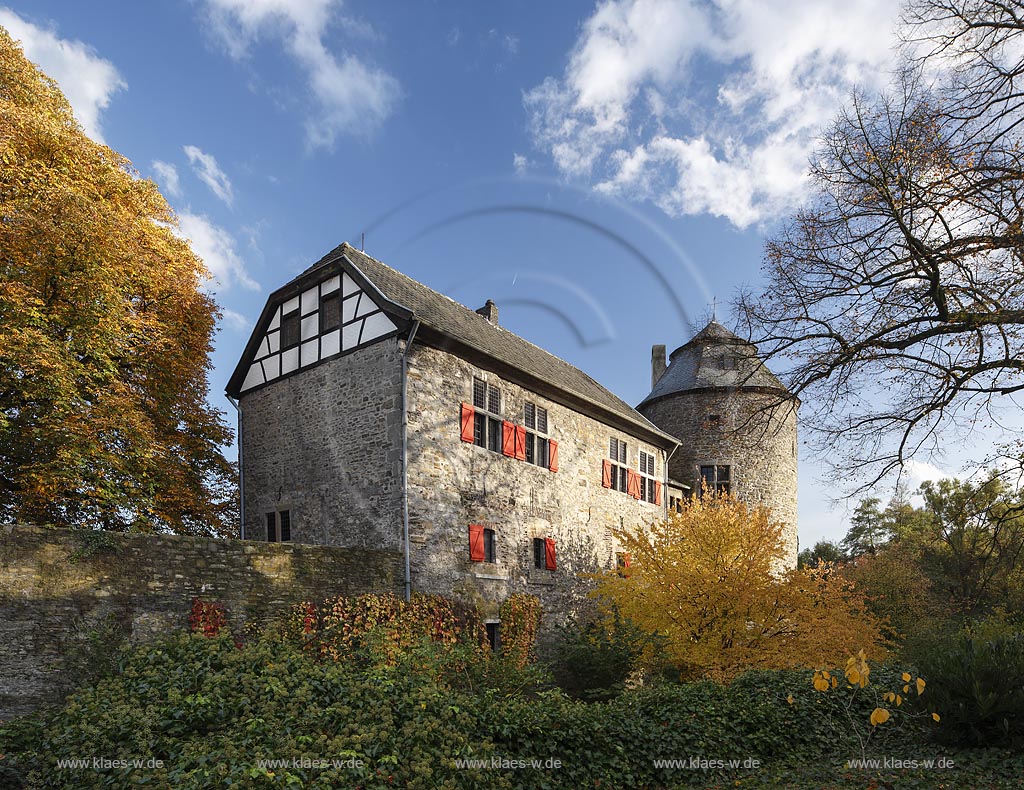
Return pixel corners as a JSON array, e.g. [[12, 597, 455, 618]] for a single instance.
[[708, 414, 722, 425], [720, 354, 737, 370], [281, 310, 300, 349], [320, 292, 341, 332]]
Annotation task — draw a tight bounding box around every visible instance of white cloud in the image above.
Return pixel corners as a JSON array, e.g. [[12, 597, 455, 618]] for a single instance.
[[201, 0, 400, 147], [184, 145, 234, 206], [525, 0, 901, 228], [903, 459, 953, 488], [220, 307, 252, 332], [151, 161, 182, 198], [177, 212, 259, 292], [513, 153, 529, 175], [0, 8, 125, 143]]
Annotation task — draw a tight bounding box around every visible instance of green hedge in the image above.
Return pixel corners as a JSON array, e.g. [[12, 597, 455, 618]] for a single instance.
[[3, 629, 1023, 789]]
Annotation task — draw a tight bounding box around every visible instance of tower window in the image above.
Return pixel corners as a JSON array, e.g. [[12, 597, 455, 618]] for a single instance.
[[265, 509, 292, 542], [700, 465, 730, 495]]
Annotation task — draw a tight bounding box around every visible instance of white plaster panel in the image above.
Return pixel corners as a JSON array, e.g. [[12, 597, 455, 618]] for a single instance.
[[321, 329, 340, 357], [281, 347, 299, 374], [301, 339, 319, 367]]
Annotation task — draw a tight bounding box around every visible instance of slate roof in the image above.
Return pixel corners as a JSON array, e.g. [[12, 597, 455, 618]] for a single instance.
[[640, 320, 791, 407], [294, 243, 679, 446]]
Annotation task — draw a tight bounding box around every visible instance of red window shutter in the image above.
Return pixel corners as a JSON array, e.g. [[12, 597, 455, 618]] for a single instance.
[[469, 524, 485, 562], [544, 537, 557, 570], [515, 425, 527, 461], [460, 403, 475, 443], [548, 440, 559, 472], [502, 421, 515, 457], [624, 552, 632, 568], [654, 481, 662, 506], [601, 459, 613, 488], [627, 469, 641, 499]]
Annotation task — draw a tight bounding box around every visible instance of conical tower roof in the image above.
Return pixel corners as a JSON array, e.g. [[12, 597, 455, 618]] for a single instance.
[[639, 320, 791, 407]]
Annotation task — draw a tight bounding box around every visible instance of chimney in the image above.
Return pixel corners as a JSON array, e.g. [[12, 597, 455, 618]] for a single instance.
[[651, 344, 667, 388], [476, 299, 499, 325]]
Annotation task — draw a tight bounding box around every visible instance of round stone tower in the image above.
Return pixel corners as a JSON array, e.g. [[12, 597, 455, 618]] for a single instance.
[[638, 321, 799, 567]]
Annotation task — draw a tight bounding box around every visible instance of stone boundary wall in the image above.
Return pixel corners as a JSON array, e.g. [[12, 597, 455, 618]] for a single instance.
[[0, 525, 403, 720]]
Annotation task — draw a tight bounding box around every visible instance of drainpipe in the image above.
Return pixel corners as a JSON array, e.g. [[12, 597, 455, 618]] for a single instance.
[[664, 442, 679, 518], [226, 395, 245, 540], [401, 320, 421, 602]]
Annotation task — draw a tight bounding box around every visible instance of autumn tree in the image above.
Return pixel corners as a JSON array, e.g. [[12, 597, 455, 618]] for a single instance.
[[0, 29, 236, 534], [737, 0, 1024, 490], [595, 493, 886, 681]]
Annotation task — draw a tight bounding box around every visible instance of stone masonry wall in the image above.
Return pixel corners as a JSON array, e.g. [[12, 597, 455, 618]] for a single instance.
[[240, 339, 404, 548], [641, 390, 799, 567], [405, 343, 670, 623], [0, 525, 403, 720]]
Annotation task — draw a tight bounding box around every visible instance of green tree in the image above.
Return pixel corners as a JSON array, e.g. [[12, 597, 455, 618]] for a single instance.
[[0, 29, 236, 534], [912, 475, 1024, 614], [798, 540, 846, 568]]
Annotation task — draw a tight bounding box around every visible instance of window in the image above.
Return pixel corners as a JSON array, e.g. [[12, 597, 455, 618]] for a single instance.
[[615, 552, 631, 577], [639, 450, 659, 504], [265, 510, 291, 542], [669, 495, 683, 514], [700, 465, 731, 495], [280, 310, 300, 349], [472, 377, 503, 453], [604, 437, 628, 493], [533, 537, 556, 570], [483, 527, 496, 563], [533, 537, 545, 569], [469, 524, 496, 563], [524, 401, 550, 467], [320, 291, 341, 332], [485, 622, 500, 652]]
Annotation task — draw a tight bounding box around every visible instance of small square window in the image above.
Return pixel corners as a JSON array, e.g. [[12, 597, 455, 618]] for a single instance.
[[265, 510, 292, 542], [533, 537, 545, 569], [700, 465, 731, 495]]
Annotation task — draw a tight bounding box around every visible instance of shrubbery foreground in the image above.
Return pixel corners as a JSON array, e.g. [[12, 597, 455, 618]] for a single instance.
[[0, 592, 1021, 789]]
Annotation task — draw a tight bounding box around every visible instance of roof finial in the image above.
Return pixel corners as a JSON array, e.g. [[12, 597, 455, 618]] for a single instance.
[[712, 296, 717, 322]]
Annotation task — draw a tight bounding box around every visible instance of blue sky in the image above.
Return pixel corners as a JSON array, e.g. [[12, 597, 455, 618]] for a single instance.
[[2, 0, 941, 546]]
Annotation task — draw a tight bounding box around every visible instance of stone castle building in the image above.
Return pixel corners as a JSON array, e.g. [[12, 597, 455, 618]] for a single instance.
[[227, 242, 798, 632]]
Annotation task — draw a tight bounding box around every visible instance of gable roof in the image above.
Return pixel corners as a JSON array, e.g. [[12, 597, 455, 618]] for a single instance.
[[639, 320, 793, 407], [230, 242, 678, 448]]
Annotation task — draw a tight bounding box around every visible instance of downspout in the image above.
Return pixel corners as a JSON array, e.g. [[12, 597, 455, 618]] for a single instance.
[[226, 395, 244, 540], [401, 319, 421, 602], [664, 442, 679, 518]]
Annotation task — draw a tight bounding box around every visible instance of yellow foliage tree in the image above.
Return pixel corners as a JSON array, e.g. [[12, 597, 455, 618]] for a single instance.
[[0, 29, 236, 534], [595, 493, 887, 680]]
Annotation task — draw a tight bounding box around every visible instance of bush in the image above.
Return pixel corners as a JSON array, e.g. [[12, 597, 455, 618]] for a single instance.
[[546, 610, 663, 700], [914, 624, 1024, 748]]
